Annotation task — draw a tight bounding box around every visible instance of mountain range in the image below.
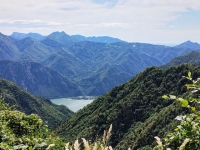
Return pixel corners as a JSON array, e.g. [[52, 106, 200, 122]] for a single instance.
[[11, 32, 46, 40], [0, 31, 200, 97], [11, 31, 123, 43], [0, 60, 83, 98]]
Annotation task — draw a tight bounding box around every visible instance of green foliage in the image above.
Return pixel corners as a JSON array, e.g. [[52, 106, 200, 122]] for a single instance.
[[164, 114, 200, 149], [0, 96, 65, 149], [78, 66, 131, 95], [154, 71, 200, 150], [55, 64, 199, 149], [0, 78, 73, 129]]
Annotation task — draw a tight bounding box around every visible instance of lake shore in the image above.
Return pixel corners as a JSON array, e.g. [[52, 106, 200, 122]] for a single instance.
[[50, 96, 96, 112]]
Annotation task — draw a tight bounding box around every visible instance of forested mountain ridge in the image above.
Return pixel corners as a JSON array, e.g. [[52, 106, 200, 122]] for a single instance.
[[1, 31, 200, 97], [77, 66, 132, 95], [41, 47, 92, 79], [10, 31, 123, 43], [55, 64, 199, 149], [15, 37, 56, 62], [0, 33, 20, 60], [161, 51, 200, 69], [0, 78, 74, 128], [0, 60, 83, 98], [11, 32, 46, 40]]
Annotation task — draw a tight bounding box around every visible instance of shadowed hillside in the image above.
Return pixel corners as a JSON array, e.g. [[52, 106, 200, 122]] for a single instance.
[[161, 51, 200, 69], [0, 78, 74, 128], [0, 60, 83, 98], [55, 64, 199, 149]]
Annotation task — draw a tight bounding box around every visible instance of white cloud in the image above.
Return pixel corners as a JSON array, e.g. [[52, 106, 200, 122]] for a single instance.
[[0, 0, 200, 44]]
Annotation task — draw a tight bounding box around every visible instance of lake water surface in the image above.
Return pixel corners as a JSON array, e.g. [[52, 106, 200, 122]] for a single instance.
[[50, 97, 95, 112]]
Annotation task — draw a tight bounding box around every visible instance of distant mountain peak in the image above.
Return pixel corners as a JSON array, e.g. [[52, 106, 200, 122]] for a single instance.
[[61, 31, 66, 34], [186, 40, 191, 42], [49, 31, 68, 36], [175, 40, 200, 50], [184, 40, 199, 45], [10, 32, 45, 40]]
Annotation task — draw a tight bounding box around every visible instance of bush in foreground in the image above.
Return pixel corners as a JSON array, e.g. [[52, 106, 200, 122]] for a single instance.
[[154, 72, 200, 150], [0, 96, 64, 150]]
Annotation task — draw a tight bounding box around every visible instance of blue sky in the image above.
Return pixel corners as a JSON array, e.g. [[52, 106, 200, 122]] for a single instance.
[[0, 0, 200, 45]]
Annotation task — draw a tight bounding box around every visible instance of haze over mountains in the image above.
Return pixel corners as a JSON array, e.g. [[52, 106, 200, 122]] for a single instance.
[[0, 31, 200, 98], [11, 32, 124, 43]]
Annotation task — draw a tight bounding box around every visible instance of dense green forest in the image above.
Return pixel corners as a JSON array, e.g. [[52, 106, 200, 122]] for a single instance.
[[55, 64, 200, 149], [160, 51, 200, 69], [0, 78, 73, 128]]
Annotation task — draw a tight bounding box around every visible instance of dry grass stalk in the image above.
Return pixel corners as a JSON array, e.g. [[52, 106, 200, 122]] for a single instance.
[[103, 130, 107, 145], [64, 124, 114, 150], [46, 144, 55, 150], [92, 142, 97, 150], [108, 146, 113, 150], [82, 138, 91, 150], [106, 124, 112, 142], [179, 138, 190, 150], [154, 136, 163, 150], [100, 144, 105, 150], [65, 142, 70, 150], [74, 140, 80, 150], [103, 124, 113, 146]]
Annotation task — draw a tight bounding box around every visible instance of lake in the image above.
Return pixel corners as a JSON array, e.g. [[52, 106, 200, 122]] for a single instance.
[[50, 97, 96, 112]]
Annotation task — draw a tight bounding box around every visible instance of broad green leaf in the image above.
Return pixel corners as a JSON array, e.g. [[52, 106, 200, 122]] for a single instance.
[[162, 95, 168, 99], [29, 146, 33, 150], [185, 84, 196, 87], [185, 84, 196, 89], [190, 107, 196, 111], [180, 99, 188, 107], [188, 71, 191, 78]]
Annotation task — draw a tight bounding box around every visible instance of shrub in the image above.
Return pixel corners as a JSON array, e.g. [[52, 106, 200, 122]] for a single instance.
[[0, 96, 64, 150], [154, 72, 200, 150]]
